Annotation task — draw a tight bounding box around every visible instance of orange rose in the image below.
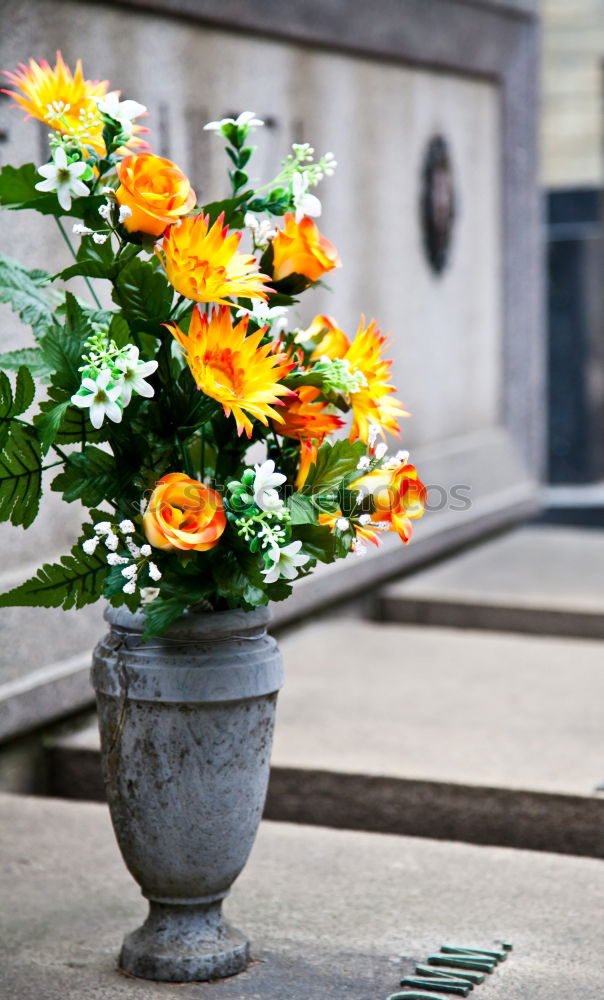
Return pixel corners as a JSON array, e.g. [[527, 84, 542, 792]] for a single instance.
[[116, 154, 196, 237], [143, 473, 226, 552], [352, 462, 427, 544], [270, 214, 341, 282]]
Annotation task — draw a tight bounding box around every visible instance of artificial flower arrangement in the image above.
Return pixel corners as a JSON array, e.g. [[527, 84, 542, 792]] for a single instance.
[[0, 53, 426, 637]]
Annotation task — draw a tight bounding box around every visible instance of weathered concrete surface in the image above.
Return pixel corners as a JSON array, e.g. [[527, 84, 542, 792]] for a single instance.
[[0, 792, 602, 999], [380, 525, 604, 638], [48, 620, 604, 856]]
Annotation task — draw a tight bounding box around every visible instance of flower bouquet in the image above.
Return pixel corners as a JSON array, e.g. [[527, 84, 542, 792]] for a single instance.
[[0, 53, 426, 636]]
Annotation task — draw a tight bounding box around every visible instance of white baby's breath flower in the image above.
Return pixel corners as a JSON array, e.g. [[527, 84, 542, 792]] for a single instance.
[[356, 456, 370, 470], [358, 514, 372, 525], [73, 223, 93, 235], [94, 521, 111, 535], [374, 442, 388, 461], [148, 562, 162, 582], [92, 232, 108, 244], [126, 538, 141, 559], [105, 532, 119, 552], [122, 580, 137, 595], [118, 205, 132, 223], [98, 203, 112, 221], [107, 553, 129, 566], [140, 544, 152, 557], [82, 537, 99, 555], [121, 564, 137, 579], [119, 519, 135, 534], [395, 450, 410, 465], [336, 518, 350, 531]]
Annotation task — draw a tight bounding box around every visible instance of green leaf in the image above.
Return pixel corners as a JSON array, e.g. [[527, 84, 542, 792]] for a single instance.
[[287, 493, 317, 525], [0, 252, 58, 337], [0, 163, 101, 218], [56, 233, 118, 282], [301, 439, 366, 496], [0, 524, 106, 610], [113, 258, 174, 334], [35, 398, 71, 454], [0, 366, 36, 448], [290, 522, 337, 564], [141, 595, 190, 639], [0, 422, 43, 528], [51, 446, 128, 507], [0, 347, 51, 378], [201, 190, 253, 228]]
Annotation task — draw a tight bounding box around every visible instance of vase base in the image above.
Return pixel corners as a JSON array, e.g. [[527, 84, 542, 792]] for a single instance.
[[118, 900, 250, 982]]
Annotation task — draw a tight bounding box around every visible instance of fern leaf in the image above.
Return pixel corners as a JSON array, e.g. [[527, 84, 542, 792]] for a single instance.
[[0, 422, 43, 527], [0, 526, 106, 610]]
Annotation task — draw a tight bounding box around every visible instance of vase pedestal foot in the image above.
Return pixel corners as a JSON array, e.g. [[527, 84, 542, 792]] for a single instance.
[[119, 900, 249, 982]]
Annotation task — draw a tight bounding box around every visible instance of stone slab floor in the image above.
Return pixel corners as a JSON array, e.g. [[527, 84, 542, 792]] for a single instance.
[[1, 792, 603, 1000]]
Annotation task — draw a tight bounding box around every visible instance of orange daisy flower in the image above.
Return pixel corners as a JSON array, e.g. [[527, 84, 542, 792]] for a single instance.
[[4, 52, 111, 156], [276, 386, 344, 442], [167, 305, 293, 438], [158, 212, 272, 306]]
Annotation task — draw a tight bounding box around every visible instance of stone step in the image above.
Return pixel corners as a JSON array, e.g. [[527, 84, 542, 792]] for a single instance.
[[47, 620, 604, 858], [1, 791, 603, 998], [379, 524, 604, 639]]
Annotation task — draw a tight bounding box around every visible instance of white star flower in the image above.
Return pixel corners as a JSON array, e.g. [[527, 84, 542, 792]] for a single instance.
[[35, 147, 89, 211], [236, 300, 289, 336], [253, 459, 287, 515], [291, 171, 322, 224], [93, 92, 146, 138], [71, 369, 122, 429], [261, 540, 310, 584], [112, 346, 158, 406], [204, 110, 264, 131]]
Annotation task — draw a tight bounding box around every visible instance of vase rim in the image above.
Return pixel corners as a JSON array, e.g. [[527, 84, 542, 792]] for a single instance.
[[104, 603, 272, 642]]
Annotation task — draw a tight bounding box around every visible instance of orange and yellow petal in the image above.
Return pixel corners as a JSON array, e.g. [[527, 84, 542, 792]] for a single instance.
[[116, 153, 196, 237], [343, 317, 409, 443], [158, 212, 272, 305], [276, 386, 344, 441], [168, 305, 294, 438]]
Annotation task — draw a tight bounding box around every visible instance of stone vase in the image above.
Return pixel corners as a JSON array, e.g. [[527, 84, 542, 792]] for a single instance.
[[91, 603, 283, 982]]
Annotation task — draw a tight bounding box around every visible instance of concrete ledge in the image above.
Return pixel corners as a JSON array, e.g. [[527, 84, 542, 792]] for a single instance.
[[0, 653, 93, 743], [379, 525, 604, 639], [1, 792, 603, 999]]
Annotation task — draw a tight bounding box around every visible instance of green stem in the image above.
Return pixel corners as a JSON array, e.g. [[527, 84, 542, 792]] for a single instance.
[[51, 442, 69, 462], [55, 217, 103, 311]]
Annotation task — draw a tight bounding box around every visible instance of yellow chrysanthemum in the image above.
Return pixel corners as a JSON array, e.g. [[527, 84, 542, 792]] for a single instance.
[[3, 52, 110, 156], [167, 305, 294, 438], [158, 213, 272, 306], [343, 318, 409, 442]]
